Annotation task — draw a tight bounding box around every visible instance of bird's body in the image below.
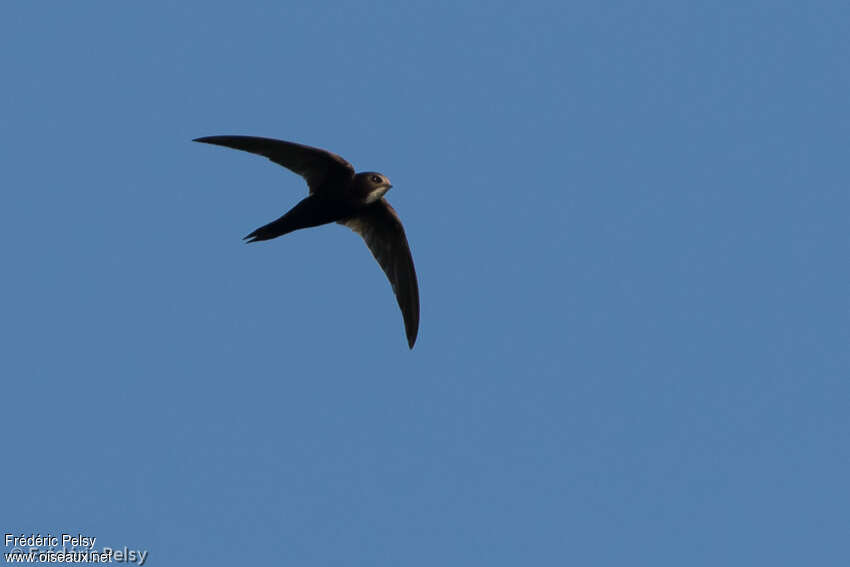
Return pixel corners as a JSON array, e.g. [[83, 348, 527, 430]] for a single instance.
[[193, 135, 420, 348]]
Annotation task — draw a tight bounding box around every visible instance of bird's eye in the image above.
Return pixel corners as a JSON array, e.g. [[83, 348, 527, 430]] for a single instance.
[[371, 175, 382, 184]]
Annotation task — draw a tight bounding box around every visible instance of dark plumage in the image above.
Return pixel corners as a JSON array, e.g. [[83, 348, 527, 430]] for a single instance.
[[193, 135, 420, 348]]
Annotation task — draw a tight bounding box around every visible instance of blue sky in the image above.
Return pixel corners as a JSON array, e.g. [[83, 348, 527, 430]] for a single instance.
[[2, 2, 848, 565]]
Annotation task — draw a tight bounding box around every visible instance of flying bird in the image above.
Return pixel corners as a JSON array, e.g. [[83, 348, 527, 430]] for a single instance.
[[193, 135, 420, 348]]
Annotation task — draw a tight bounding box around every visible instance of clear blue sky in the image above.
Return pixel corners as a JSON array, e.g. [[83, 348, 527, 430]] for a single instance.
[[2, 2, 848, 565]]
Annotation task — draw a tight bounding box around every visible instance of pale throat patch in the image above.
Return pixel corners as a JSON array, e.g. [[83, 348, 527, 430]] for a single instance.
[[365, 186, 390, 203]]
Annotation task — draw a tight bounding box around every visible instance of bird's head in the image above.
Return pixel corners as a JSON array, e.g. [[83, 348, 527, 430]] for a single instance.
[[355, 172, 393, 204]]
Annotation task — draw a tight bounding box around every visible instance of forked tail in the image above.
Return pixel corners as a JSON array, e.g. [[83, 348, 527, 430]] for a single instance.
[[244, 196, 348, 242]]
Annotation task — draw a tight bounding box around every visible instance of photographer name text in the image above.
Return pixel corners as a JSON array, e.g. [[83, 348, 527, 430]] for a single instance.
[[5, 533, 96, 549]]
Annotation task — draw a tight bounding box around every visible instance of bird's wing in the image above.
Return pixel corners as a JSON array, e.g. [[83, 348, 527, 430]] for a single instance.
[[341, 200, 420, 348], [193, 135, 355, 193]]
